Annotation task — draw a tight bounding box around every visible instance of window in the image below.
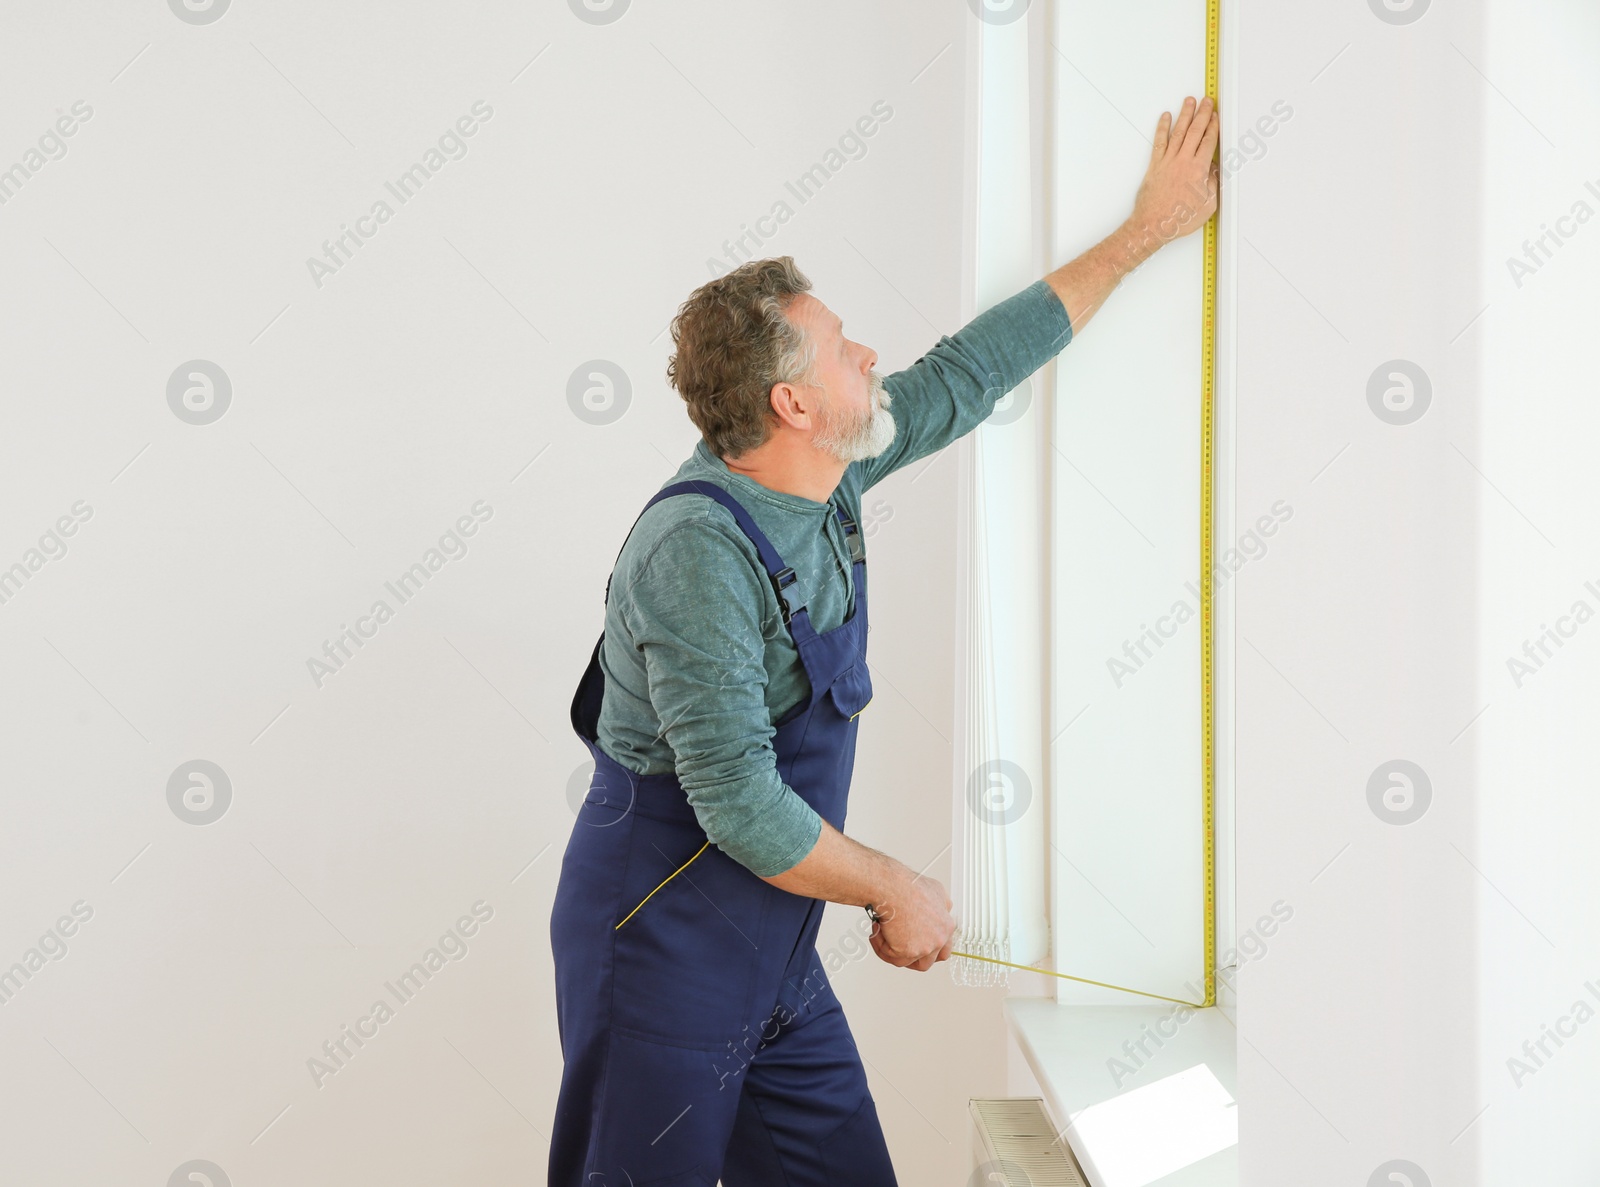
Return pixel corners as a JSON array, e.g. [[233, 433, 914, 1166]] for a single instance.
[[953, 2, 1238, 1180]]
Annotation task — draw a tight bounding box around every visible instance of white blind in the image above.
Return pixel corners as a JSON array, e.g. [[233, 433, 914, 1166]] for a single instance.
[[951, 3, 1050, 986]]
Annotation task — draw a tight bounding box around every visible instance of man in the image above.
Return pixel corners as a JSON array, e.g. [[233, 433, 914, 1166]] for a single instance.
[[550, 95, 1219, 1185]]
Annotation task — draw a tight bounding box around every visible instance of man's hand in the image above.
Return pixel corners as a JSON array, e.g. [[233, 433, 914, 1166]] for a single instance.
[[867, 868, 957, 973], [1130, 95, 1220, 248], [757, 818, 957, 971], [1042, 94, 1220, 334]]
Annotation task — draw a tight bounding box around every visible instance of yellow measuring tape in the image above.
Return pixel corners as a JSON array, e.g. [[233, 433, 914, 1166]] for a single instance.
[[1199, 0, 1220, 1012], [951, 951, 1206, 1009]]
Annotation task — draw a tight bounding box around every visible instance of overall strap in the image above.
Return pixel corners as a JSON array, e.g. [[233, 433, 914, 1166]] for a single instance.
[[603, 479, 860, 626]]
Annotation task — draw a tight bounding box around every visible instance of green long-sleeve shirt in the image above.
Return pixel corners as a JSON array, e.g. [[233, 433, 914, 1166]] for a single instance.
[[594, 278, 1073, 876]]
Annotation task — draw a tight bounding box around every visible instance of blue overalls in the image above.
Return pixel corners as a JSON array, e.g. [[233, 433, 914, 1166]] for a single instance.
[[549, 479, 899, 1186]]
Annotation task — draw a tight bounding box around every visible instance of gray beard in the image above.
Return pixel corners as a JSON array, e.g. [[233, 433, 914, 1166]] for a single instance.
[[815, 371, 897, 463]]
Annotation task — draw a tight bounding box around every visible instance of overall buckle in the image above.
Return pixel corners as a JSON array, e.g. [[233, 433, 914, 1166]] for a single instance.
[[770, 566, 804, 625], [840, 517, 866, 564]]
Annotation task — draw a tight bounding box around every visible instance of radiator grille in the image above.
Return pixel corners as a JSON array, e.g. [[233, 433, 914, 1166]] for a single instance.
[[969, 1097, 1089, 1187]]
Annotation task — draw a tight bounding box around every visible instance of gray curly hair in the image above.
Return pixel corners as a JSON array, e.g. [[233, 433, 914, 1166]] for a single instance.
[[665, 256, 819, 460]]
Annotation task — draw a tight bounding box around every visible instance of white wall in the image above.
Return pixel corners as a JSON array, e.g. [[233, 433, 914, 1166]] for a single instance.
[[1233, 0, 1600, 1183], [1474, 0, 1600, 1180], [1235, 0, 1486, 1175], [0, 3, 1009, 1182]]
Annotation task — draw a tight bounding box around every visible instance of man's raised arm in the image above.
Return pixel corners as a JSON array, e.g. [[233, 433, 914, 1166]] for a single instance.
[[762, 95, 1221, 972], [854, 95, 1218, 493]]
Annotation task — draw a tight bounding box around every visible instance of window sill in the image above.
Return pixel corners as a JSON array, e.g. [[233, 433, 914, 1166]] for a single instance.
[[1005, 998, 1238, 1187]]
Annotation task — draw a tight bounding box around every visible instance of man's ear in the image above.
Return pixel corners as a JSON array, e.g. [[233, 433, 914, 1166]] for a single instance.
[[769, 380, 815, 431]]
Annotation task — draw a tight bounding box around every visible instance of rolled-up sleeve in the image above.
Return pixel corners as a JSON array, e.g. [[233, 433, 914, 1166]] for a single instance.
[[619, 519, 823, 878], [858, 279, 1073, 490]]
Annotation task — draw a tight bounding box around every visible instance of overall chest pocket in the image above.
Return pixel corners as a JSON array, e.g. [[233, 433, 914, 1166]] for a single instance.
[[826, 660, 874, 720]]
